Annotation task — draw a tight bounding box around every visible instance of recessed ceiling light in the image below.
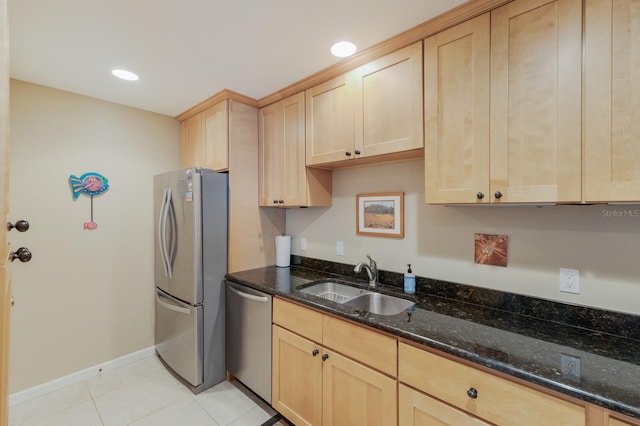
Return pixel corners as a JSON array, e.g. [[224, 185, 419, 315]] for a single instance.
[[331, 41, 357, 58], [111, 69, 139, 81]]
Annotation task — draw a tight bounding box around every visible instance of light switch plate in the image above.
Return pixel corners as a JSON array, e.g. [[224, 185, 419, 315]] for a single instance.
[[336, 241, 344, 256], [300, 237, 307, 251]]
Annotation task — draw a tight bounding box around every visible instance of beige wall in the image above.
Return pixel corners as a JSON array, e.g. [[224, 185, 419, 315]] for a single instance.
[[8, 80, 180, 393], [287, 159, 640, 315]]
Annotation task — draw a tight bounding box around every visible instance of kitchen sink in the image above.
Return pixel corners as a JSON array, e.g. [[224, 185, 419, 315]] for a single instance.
[[297, 281, 369, 303], [343, 293, 415, 316], [297, 281, 415, 315]]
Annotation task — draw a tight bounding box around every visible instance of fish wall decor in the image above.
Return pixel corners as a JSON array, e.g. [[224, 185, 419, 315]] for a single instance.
[[68, 172, 110, 229]]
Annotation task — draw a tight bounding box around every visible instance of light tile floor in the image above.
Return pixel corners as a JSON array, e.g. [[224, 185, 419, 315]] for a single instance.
[[9, 355, 289, 426]]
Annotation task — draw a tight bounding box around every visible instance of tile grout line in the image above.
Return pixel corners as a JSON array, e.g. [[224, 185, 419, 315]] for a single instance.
[[188, 393, 221, 426], [82, 380, 106, 426]]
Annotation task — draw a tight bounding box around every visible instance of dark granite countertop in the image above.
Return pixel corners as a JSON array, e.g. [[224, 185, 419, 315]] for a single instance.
[[225, 258, 640, 420]]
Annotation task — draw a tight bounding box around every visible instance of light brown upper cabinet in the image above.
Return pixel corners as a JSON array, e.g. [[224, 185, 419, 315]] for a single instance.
[[180, 100, 229, 171], [490, 0, 582, 203], [425, 0, 582, 204], [201, 101, 229, 171], [180, 112, 203, 169], [353, 42, 424, 159], [259, 93, 331, 207], [583, 0, 640, 202], [424, 14, 491, 204], [306, 42, 423, 167], [305, 73, 355, 165]]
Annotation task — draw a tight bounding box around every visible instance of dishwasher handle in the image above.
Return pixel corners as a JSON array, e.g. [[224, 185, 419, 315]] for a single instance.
[[227, 282, 269, 303]]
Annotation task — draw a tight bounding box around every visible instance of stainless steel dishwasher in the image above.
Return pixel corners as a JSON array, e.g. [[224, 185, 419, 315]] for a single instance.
[[225, 280, 272, 403]]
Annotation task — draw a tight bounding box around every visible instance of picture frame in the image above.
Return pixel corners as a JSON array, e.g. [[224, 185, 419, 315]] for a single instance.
[[356, 192, 404, 238]]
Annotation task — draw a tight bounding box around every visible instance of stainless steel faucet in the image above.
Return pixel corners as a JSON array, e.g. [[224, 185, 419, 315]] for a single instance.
[[354, 254, 378, 288]]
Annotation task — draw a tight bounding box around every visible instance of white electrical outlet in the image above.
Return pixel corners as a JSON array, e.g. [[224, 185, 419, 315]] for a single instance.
[[336, 241, 344, 256], [560, 268, 580, 294], [560, 354, 581, 381], [300, 237, 307, 251]]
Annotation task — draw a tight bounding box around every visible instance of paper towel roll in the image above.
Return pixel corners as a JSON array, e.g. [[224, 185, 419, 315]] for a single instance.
[[275, 235, 291, 267]]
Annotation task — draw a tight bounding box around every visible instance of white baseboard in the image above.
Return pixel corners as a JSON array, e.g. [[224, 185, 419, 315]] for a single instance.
[[8, 346, 156, 407]]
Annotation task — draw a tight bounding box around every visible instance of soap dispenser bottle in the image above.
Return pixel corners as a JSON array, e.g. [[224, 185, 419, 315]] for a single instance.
[[404, 264, 416, 294]]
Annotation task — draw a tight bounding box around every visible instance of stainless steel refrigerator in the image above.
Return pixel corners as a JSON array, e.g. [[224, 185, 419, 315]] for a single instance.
[[154, 167, 227, 393]]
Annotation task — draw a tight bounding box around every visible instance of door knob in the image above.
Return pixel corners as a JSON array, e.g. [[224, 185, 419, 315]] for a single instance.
[[7, 220, 29, 232], [10, 247, 32, 263]]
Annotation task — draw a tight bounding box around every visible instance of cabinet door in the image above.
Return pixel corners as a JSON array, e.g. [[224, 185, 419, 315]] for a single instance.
[[322, 349, 397, 426], [259, 101, 283, 206], [260, 93, 332, 207], [490, 0, 582, 203], [610, 418, 640, 426], [306, 73, 355, 165], [272, 325, 323, 426], [281, 93, 308, 205], [424, 14, 490, 204], [202, 100, 228, 172], [584, 0, 640, 202], [180, 113, 203, 168], [354, 42, 423, 158], [398, 384, 490, 426]]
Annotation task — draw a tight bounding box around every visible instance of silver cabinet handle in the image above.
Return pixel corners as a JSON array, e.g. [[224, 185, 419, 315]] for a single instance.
[[228, 283, 269, 303]]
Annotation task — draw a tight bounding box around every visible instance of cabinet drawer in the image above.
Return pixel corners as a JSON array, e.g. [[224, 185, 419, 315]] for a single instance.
[[273, 298, 322, 343], [323, 315, 397, 377], [399, 384, 490, 426], [399, 343, 585, 425]]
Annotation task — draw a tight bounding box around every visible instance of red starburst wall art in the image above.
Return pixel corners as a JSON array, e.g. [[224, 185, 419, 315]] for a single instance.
[[69, 172, 110, 230], [474, 233, 508, 267]]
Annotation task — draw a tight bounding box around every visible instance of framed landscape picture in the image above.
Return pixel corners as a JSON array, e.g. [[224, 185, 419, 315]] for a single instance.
[[356, 192, 404, 238]]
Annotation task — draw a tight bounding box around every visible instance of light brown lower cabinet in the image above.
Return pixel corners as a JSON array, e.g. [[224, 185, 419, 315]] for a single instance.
[[587, 404, 640, 426], [272, 325, 322, 426], [272, 325, 397, 426], [323, 348, 396, 426], [399, 342, 586, 425], [609, 417, 640, 426], [271, 298, 638, 426], [399, 384, 490, 426], [272, 298, 397, 425]]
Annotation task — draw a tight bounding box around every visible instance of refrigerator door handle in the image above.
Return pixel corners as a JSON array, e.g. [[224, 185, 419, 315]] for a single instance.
[[156, 290, 191, 315], [166, 188, 177, 277], [228, 282, 270, 303], [158, 188, 170, 277]]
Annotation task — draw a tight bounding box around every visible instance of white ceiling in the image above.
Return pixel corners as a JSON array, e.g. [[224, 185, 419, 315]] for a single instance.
[[8, 0, 466, 117]]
